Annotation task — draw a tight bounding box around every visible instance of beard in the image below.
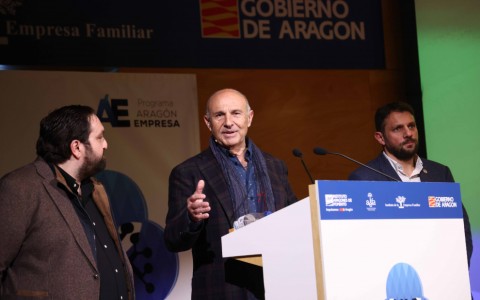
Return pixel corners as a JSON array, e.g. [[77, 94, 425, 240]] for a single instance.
[[78, 151, 107, 180], [385, 137, 418, 161]]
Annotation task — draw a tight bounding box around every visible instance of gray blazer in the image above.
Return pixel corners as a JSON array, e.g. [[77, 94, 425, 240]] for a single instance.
[[0, 158, 135, 299]]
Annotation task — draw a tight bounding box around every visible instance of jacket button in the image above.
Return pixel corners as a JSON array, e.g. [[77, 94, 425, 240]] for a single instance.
[[93, 274, 99, 279]]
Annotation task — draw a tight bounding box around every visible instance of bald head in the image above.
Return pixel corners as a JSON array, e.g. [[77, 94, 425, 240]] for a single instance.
[[205, 89, 251, 119]]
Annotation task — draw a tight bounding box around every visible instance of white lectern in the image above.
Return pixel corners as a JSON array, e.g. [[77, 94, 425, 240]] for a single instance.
[[221, 180, 471, 299]]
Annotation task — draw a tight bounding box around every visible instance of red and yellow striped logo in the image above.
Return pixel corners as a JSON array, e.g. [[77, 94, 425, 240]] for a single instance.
[[199, 0, 240, 38]]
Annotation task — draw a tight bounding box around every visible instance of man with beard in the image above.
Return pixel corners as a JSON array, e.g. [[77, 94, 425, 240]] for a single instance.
[[0, 105, 135, 299], [349, 101, 473, 267]]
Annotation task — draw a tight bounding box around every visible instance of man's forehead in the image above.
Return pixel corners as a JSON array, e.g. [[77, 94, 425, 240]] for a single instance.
[[210, 96, 247, 111], [387, 111, 415, 122], [89, 114, 104, 132]]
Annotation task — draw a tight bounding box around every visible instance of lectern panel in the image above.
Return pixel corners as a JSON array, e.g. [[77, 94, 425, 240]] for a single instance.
[[314, 180, 470, 300]]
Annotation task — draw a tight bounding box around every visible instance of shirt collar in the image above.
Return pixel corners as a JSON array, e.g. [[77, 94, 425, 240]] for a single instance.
[[51, 164, 93, 197], [214, 137, 252, 160], [382, 152, 423, 181]]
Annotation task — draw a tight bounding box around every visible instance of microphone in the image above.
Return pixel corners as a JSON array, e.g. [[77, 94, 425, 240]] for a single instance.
[[233, 212, 269, 230], [313, 147, 400, 182], [292, 148, 314, 184]]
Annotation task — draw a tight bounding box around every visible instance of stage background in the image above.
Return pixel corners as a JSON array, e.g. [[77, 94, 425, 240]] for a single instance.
[[415, 0, 480, 296], [1, 0, 477, 297]]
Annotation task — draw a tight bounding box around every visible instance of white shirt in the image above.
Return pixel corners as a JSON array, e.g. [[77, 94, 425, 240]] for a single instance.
[[383, 152, 423, 182]]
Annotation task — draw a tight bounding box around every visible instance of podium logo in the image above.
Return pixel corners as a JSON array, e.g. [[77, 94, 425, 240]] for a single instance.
[[428, 196, 457, 208], [365, 192, 376, 212], [325, 194, 351, 207], [200, 0, 240, 38], [385, 195, 421, 209], [396, 196, 406, 209], [386, 263, 426, 300]]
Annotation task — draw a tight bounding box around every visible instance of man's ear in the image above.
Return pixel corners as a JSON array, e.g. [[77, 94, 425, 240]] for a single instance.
[[374, 131, 385, 146], [203, 115, 212, 131], [70, 140, 83, 159], [247, 109, 254, 127]]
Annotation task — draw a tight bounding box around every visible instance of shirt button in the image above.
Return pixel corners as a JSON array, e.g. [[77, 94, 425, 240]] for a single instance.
[[104, 245, 108, 248], [93, 274, 99, 279], [115, 269, 118, 273]]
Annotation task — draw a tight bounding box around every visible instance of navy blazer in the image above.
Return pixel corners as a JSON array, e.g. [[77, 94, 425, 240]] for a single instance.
[[349, 153, 473, 266], [164, 146, 297, 299]]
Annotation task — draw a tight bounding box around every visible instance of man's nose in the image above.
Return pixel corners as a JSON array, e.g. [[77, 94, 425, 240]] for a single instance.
[[224, 114, 233, 126], [404, 127, 414, 137]]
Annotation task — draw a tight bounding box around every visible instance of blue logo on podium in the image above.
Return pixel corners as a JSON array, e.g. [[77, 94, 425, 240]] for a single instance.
[[385, 263, 426, 300]]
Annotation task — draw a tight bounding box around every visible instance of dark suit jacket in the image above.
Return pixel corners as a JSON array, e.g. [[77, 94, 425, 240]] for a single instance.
[[164, 147, 297, 299], [349, 153, 473, 266], [0, 158, 135, 299]]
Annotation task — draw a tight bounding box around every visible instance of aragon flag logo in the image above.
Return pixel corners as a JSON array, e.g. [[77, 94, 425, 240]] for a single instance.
[[199, 0, 240, 38]]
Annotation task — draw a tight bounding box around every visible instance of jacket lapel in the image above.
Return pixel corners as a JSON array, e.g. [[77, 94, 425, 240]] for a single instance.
[[197, 149, 235, 227], [377, 154, 402, 181], [36, 160, 98, 271]]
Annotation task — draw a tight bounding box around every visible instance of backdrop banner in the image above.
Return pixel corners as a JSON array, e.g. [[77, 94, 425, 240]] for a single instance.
[[0, 0, 384, 69], [0, 70, 198, 299]]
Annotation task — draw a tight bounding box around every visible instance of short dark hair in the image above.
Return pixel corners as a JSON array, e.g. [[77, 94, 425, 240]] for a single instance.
[[36, 105, 95, 164], [375, 101, 415, 132]]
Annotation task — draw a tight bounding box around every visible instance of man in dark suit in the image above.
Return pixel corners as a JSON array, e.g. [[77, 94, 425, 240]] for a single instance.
[[0, 105, 135, 299], [349, 101, 473, 266], [164, 88, 297, 299]]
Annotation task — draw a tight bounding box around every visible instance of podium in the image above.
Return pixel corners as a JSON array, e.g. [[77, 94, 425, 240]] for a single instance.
[[221, 180, 471, 299]]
